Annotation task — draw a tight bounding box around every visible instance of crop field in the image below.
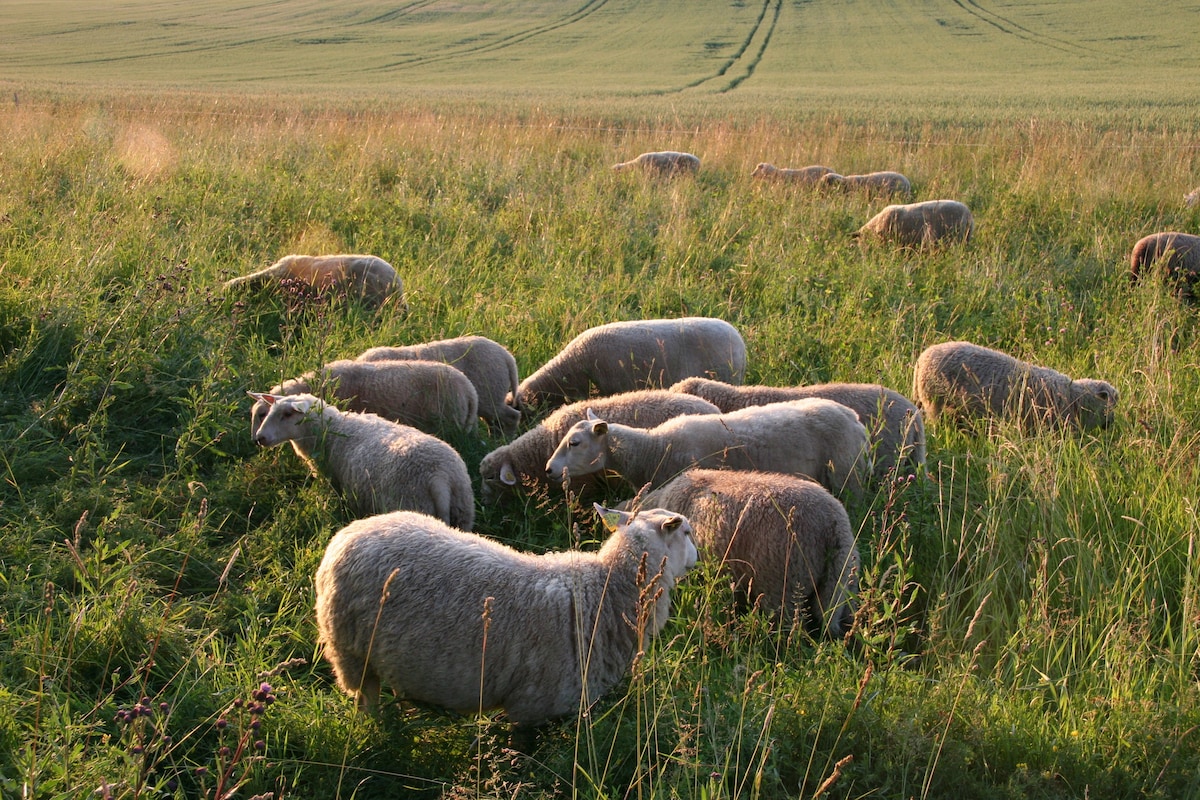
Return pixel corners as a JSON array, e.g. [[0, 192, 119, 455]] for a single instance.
[[1, 2, 1200, 799]]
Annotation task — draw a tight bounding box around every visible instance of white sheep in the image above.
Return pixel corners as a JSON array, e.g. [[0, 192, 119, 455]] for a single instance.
[[250, 359, 478, 438], [855, 200, 973, 248], [314, 504, 698, 723], [357, 336, 522, 436], [516, 317, 747, 413], [912, 341, 1118, 431], [479, 389, 721, 505], [249, 392, 474, 529], [1129, 231, 1200, 300], [546, 399, 870, 501], [821, 170, 912, 198], [631, 469, 859, 637], [224, 254, 404, 307], [669, 377, 926, 477], [750, 163, 836, 183], [612, 151, 700, 175]]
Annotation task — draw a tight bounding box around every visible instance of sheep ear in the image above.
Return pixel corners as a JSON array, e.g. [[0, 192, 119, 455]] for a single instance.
[[591, 420, 608, 436], [594, 503, 629, 533], [247, 391, 277, 406], [585, 408, 598, 421], [661, 515, 684, 533], [499, 463, 518, 486]]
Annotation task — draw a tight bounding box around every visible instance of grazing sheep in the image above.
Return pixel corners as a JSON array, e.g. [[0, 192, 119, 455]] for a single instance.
[[314, 504, 698, 723], [612, 151, 700, 175], [855, 200, 973, 248], [1129, 231, 1200, 300], [670, 377, 925, 477], [750, 163, 836, 183], [479, 389, 721, 505], [912, 341, 1118, 431], [250, 359, 478, 438], [224, 254, 403, 307], [249, 392, 474, 529], [631, 469, 859, 637], [1185, 188, 1200, 207], [517, 317, 747, 413], [358, 336, 522, 435], [546, 399, 870, 501], [821, 170, 912, 198]]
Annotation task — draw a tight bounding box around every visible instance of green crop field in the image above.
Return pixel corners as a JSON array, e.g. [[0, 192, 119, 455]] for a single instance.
[[1, 2, 1200, 799]]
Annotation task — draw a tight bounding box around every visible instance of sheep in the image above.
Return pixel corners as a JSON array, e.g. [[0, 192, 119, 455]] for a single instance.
[[516, 317, 747, 413], [750, 163, 836, 184], [669, 377, 926, 478], [612, 151, 700, 175], [855, 200, 973, 248], [546, 399, 871, 501], [224, 254, 403, 307], [912, 341, 1118, 431], [630, 469, 859, 637], [821, 170, 913, 198], [249, 392, 475, 529], [1185, 188, 1200, 207], [358, 336, 522, 436], [313, 504, 698, 724], [1129, 231, 1200, 300], [479, 389, 721, 505], [250, 359, 478, 438]]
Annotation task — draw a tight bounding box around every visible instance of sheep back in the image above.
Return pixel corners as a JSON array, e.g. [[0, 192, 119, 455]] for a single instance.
[[612, 151, 700, 175], [224, 254, 403, 307], [856, 200, 973, 248], [824, 171, 913, 198], [1129, 232, 1200, 300], [751, 163, 836, 183]]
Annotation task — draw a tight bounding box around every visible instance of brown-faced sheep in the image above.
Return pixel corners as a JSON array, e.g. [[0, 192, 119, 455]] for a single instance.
[[1129, 231, 1200, 300], [821, 170, 913, 198], [912, 341, 1118, 431], [250, 392, 474, 529], [314, 504, 698, 724], [612, 151, 700, 175], [855, 200, 973, 248], [750, 163, 836, 183], [516, 317, 747, 413], [224, 254, 403, 307]]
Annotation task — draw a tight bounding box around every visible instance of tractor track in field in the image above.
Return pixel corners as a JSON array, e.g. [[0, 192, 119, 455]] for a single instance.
[[951, 0, 1101, 57], [646, 0, 780, 95]]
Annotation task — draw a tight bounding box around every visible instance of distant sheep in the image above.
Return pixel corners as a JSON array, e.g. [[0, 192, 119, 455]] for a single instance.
[[821, 170, 912, 198], [249, 392, 474, 529], [224, 254, 403, 307], [855, 200, 973, 248], [670, 377, 926, 477], [632, 469, 859, 637], [912, 341, 1118, 431], [250, 359, 478, 438], [1185, 188, 1200, 207], [751, 163, 836, 184], [479, 389, 721, 504], [546, 399, 870, 501], [517, 317, 747, 412], [612, 151, 700, 175], [1129, 232, 1200, 300], [358, 336, 522, 435], [314, 504, 698, 723]]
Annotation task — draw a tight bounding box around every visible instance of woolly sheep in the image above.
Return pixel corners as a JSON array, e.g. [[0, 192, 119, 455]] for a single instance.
[[1129, 231, 1200, 300], [855, 200, 973, 248], [669, 377, 926, 477], [250, 359, 478, 438], [249, 392, 474, 529], [546, 399, 870, 501], [479, 389, 721, 505], [314, 504, 698, 723], [821, 170, 912, 198], [912, 341, 1118, 431], [631, 469, 859, 637], [516, 317, 747, 413], [224, 254, 403, 307], [750, 163, 836, 183], [358, 336, 522, 435], [612, 151, 700, 175]]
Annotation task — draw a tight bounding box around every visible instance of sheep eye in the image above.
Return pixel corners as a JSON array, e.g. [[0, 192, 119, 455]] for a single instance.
[[282, 409, 296, 419]]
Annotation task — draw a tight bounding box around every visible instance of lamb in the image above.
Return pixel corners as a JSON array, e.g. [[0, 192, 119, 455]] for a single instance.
[[249, 392, 475, 529], [250, 359, 478, 438], [750, 163, 836, 184], [358, 336, 522, 435], [1129, 231, 1200, 300], [630, 469, 859, 637], [611, 151, 700, 175], [855, 200, 973, 248], [224, 254, 404, 307], [821, 170, 912, 198], [912, 341, 1118, 431], [669, 377, 926, 477], [516, 317, 747, 413], [479, 389, 721, 505], [314, 504, 698, 724], [546, 399, 870, 501]]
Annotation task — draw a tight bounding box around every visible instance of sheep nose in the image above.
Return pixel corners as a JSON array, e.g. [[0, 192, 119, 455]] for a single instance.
[[254, 435, 268, 447]]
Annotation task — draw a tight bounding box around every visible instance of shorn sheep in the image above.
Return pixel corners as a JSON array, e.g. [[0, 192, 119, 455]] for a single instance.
[[314, 504, 698, 724], [224, 254, 403, 307], [750, 163, 836, 184], [821, 170, 912, 198], [358, 336, 522, 435], [546, 399, 870, 501], [250, 359, 478, 438], [912, 341, 1118, 431], [632, 469, 859, 637], [516, 317, 747, 412], [1129, 231, 1200, 300], [249, 392, 475, 529], [670, 377, 926, 477], [479, 389, 721, 504], [855, 200, 973, 248], [612, 151, 700, 175]]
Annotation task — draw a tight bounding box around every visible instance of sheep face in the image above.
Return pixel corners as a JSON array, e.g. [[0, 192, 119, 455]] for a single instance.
[[1071, 379, 1119, 429], [545, 413, 609, 482], [598, 503, 700, 596], [249, 392, 323, 447]]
